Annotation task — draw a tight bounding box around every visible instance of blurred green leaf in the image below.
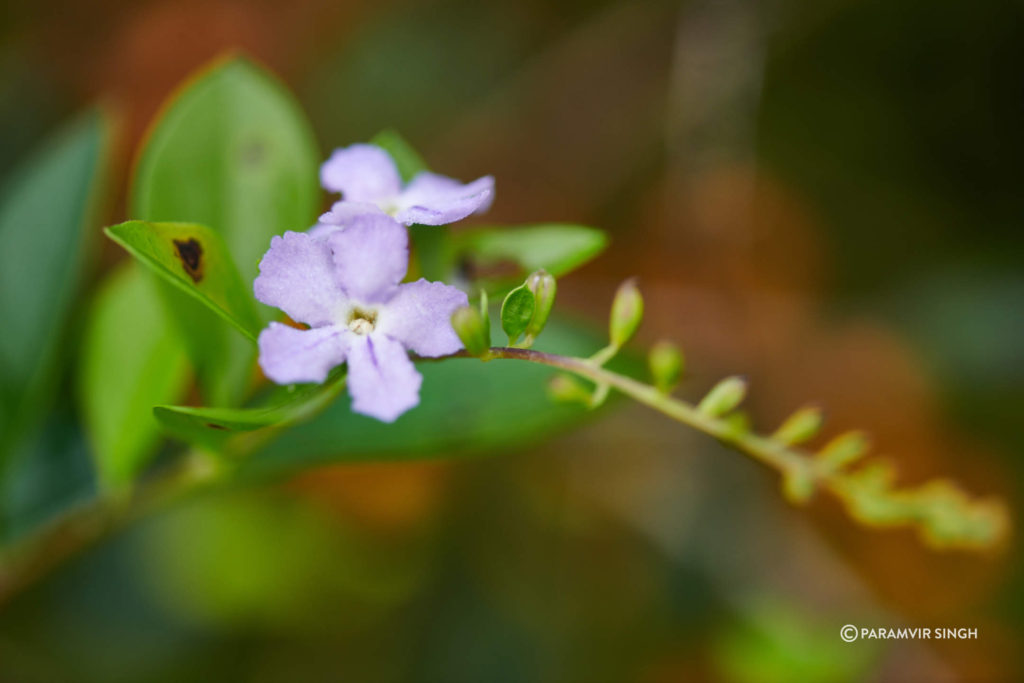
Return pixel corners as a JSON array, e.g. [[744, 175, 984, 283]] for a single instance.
[[153, 369, 346, 451], [132, 55, 319, 406], [0, 110, 109, 460], [713, 599, 876, 683], [500, 284, 535, 345], [140, 492, 428, 629], [456, 224, 607, 288], [369, 129, 428, 182], [105, 221, 261, 341], [1, 400, 96, 544], [78, 264, 189, 489], [238, 319, 603, 477]]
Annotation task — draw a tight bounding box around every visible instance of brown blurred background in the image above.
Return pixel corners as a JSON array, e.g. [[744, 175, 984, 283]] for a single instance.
[[1, 0, 1022, 681]]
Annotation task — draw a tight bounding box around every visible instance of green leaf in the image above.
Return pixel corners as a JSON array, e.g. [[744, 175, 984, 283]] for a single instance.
[[500, 284, 535, 345], [105, 220, 261, 340], [0, 110, 110, 460], [152, 369, 346, 451], [78, 264, 190, 488], [1, 400, 97, 543], [237, 319, 606, 477], [132, 55, 319, 406], [369, 129, 427, 182], [455, 224, 608, 289]]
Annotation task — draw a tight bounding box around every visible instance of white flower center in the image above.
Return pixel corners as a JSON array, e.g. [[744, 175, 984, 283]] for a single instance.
[[347, 307, 377, 335]]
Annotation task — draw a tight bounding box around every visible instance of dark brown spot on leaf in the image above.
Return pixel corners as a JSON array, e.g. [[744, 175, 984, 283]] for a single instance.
[[174, 238, 204, 283], [205, 422, 228, 431]]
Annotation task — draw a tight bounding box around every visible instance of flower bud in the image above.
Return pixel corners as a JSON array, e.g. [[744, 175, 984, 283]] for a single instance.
[[772, 405, 823, 446], [817, 431, 869, 470], [451, 305, 490, 357], [648, 340, 683, 393], [781, 469, 815, 504], [524, 269, 556, 342], [609, 278, 643, 348], [547, 373, 593, 405], [697, 376, 747, 417]]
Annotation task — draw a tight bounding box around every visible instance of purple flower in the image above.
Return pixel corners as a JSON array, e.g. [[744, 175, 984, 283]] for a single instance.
[[254, 213, 468, 422], [318, 144, 494, 229]]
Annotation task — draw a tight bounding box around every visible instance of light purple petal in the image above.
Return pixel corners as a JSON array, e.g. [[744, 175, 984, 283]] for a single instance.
[[318, 200, 387, 227], [327, 213, 408, 303], [377, 279, 468, 357], [320, 144, 402, 202], [306, 221, 340, 241], [393, 172, 494, 226], [346, 334, 422, 422], [254, 231, 346, 327], [258, 322, 350, 384]]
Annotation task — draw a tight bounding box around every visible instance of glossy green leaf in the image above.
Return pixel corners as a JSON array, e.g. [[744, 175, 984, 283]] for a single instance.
[[132, 56, 319, 406], [237, 319, 611, 478], [455, 224, 608, 288], [0, 110, 109, 459], [153, 369, 346, 451], [105, 220, 261, 340], [500, 284, 535, 345], [78, 264, 190, 488], [370, 129, 427, 182]]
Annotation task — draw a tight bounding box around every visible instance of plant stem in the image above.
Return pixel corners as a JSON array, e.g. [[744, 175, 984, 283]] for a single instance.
[[478, 346, 815, 479], [0, 344, 1006, 605]]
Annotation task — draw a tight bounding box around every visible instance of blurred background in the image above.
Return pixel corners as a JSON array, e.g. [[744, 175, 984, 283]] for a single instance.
[[1, 0, 1023, 680]]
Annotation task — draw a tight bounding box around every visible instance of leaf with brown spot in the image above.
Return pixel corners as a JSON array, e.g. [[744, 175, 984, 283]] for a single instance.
[[130, 56, 319, 407], [105, 220, 261, 341]]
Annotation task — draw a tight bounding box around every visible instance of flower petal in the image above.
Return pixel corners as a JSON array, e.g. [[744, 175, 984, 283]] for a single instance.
[[258, 322, 349, 384], [377, 279, 468, 357], [346, 334, 422, 422], [320, 144, 402, 202], [306, 221, 339, 241], [318, 200, 387, 227], [393, 172, 494, 226], [327, 213, 408, 303], [254, 231, 346, 327]]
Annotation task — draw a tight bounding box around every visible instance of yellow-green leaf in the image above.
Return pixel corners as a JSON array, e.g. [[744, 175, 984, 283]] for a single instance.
[[105, 220, 261, 341]]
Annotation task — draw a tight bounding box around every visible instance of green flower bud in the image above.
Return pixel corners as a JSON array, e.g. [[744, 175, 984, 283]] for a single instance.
[[451, 305, 490, 357], [697, 376, 747, 417], [772, 405, 823, 445], [781, 469, 815, 504], [547, 373, 593, 405], [817, 431, 869, 470], [648, 340, 683, 393], [609, 278, 644, 348], [478, 289, 490, 331], [523, 269, 556, 343]]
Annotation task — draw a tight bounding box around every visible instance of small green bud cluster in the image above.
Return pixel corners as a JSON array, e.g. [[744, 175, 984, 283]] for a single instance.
[[499, 269, 557, 347]]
